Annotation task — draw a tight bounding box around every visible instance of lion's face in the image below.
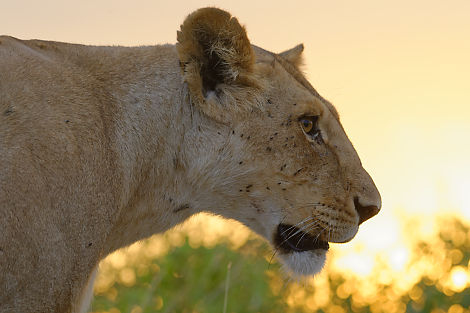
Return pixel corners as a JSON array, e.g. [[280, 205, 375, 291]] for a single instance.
[[177, 8, 381, 276], [227, 52, 381, 275]]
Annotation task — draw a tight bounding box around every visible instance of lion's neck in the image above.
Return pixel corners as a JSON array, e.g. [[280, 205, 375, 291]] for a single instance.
[[97, 46, 198, 255]]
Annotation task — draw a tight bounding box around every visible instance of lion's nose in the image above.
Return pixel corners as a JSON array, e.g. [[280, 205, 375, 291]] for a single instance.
[[354, 197, 380, 225]]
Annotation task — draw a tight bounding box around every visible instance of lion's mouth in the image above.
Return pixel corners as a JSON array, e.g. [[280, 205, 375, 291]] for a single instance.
[[274, 223, 329, 253]]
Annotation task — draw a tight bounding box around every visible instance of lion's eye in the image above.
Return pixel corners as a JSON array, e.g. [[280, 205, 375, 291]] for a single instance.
[[299, 116, 319, 136]]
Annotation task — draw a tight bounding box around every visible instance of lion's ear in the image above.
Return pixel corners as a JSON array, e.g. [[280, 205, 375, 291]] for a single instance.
[[176, 7, 255, 107], [279, 44, 304, 68]]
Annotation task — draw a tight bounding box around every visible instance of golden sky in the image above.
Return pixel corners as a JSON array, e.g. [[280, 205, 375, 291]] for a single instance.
[[2, 0, 470, 257]]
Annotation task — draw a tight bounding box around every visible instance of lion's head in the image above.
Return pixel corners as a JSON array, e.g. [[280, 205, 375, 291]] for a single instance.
[[176, 7, 381, 276]]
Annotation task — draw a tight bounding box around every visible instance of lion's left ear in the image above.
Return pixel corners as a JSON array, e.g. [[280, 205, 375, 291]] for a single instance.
[[176, 7, 255, 111], [279, 44, 304, 68]]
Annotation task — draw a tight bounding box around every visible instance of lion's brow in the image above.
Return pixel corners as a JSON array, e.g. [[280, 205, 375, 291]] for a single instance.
[[273, 54, 340, 120], [253, 44, 340, 120]]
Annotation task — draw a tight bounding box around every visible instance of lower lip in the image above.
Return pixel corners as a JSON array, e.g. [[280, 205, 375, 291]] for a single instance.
[[286, 239, 329, 252], [275, 223, 330, 253]]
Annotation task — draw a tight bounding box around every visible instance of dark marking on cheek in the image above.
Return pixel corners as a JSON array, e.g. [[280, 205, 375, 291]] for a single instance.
[[4, 108, 13, 116], [286, 115, 293, 126], [293, 168, 304, 176], [174, 204, 190, 213], [251, 202, 262, 212]]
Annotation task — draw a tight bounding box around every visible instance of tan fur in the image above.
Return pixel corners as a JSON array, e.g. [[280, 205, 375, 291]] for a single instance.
[[279, 44, 305, 69], [0, 7, 380, 312]]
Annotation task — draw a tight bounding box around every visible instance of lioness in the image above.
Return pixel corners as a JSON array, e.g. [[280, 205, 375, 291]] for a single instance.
[[0, 7, 381, 313]]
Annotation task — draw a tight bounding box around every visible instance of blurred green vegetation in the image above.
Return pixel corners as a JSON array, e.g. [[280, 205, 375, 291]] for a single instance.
[[91, 215, 470, 313], [92, 238, 288, 313]]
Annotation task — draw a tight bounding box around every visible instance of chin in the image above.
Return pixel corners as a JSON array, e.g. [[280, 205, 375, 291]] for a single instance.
[[272, 223, 330, 277], [278, 249, 327, 277]]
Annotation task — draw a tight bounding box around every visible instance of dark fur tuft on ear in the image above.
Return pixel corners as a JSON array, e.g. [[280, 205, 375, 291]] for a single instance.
[[176, 7, 255, 104]]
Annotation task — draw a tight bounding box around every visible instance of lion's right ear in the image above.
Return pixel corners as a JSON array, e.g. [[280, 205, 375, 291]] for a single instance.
[[176, 7, 255, 114]]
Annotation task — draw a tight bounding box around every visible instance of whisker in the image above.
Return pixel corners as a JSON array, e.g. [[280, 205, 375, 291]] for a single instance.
[[268, 247, 280, 271], [280, 220, 317, 245], [312, 225, 328, 243], [296, 221, 320, 247], [280, 216, 315, 236], [268, 203, 332, 270], [285, 212, 324, 231], [285, 219, 322, 242], [269, 218, 322, 267]]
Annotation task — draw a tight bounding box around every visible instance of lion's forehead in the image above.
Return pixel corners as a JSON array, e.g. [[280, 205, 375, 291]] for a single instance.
[[251, 44, 340, 121]]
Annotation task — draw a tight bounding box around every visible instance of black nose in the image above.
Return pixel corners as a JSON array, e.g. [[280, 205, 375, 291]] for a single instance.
[[354, 197, 380, 225]]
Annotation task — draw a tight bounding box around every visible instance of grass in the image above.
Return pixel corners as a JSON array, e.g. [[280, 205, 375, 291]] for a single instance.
[[91, 238, 290, 313]]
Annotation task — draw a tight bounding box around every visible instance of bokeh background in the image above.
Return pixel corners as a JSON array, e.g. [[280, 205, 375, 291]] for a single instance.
[[2, 1, 469, 312]]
